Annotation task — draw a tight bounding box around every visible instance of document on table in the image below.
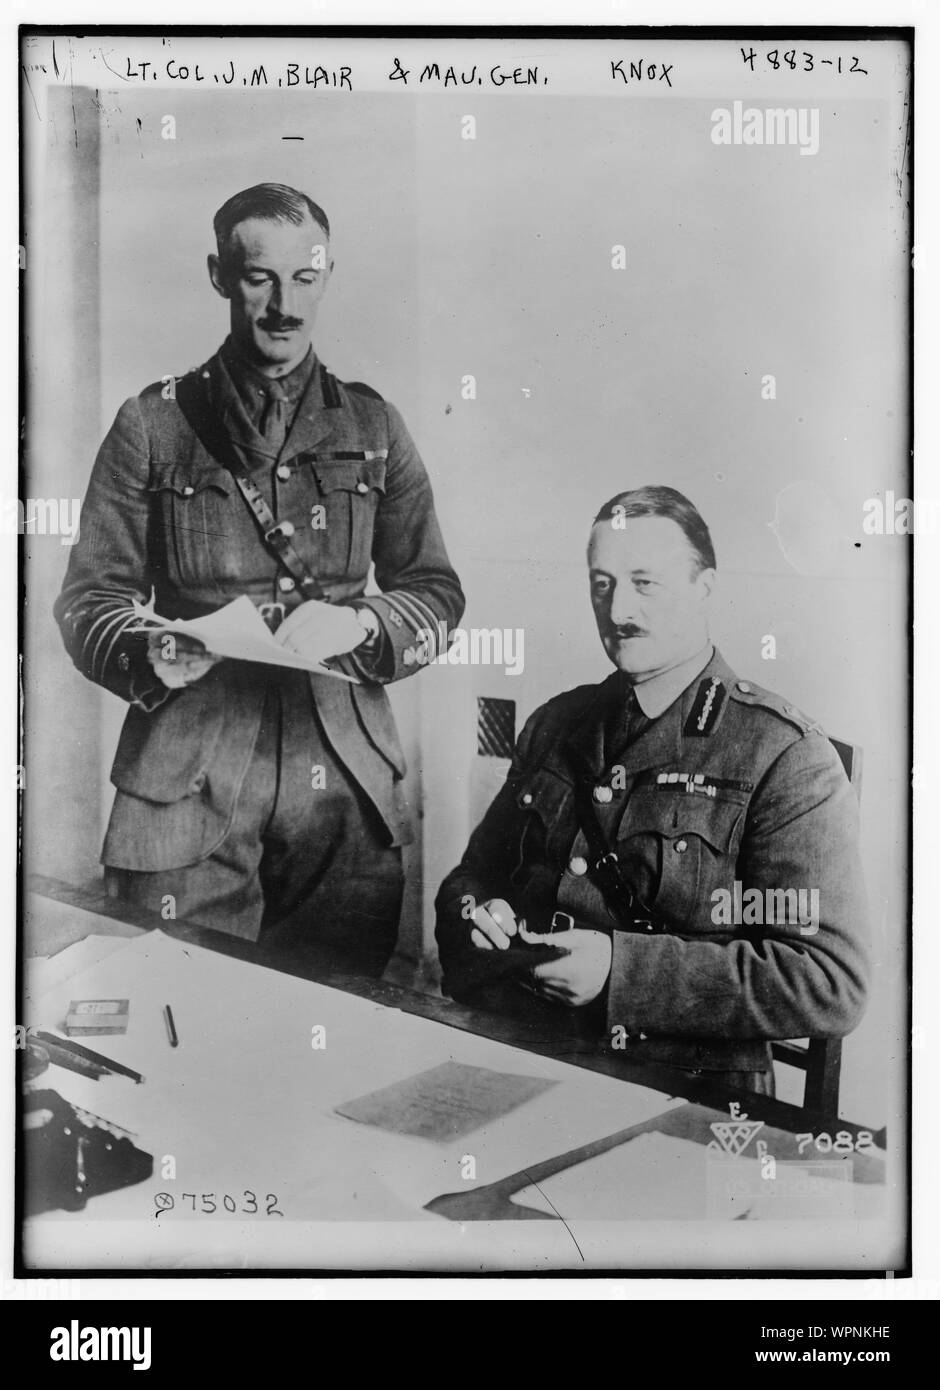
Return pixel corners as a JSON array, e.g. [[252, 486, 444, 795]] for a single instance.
[[335, 1062, 560, 1143], [130, 596, 357, 680], [25, 932, 139, 1006]]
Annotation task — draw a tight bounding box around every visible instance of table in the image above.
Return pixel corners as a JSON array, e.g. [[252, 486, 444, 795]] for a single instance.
[[20, 879, 902, 1273]]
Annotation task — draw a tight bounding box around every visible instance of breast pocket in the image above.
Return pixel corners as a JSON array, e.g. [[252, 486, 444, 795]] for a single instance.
[[148, 460, 236, 594], [311, 453, 388, 579], [616, 788, 746, 933]]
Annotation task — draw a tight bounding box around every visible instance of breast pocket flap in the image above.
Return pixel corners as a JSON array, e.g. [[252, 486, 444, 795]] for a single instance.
[[622, 787, 745, 852], [515, 766, 573, 834], [312, 458, 388, 496], [148, 462, 233, 498]]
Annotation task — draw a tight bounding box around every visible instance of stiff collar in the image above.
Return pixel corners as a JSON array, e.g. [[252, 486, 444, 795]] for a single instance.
[[629, 641, 714, 719], [221, 336, 317, 411]]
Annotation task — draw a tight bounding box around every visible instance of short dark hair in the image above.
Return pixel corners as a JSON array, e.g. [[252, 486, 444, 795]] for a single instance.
[[592, 485, 717, 573], [212, 183, 330, 272]]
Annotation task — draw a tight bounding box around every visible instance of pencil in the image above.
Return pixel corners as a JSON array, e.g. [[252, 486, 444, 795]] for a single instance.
[[32, 1030, 144, 1084], [163, 1005, 179, 1048]]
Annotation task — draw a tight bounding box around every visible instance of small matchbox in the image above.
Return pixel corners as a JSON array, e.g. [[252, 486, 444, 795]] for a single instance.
[[65, 999, 130, 1037]]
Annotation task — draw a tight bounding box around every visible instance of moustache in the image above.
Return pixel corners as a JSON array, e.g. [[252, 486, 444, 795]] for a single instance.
[[257, 318, 304, 333], [609, 625, 648, 641]]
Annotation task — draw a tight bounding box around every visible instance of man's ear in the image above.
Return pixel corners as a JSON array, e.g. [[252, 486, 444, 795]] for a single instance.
[[696, 566, 717, 602], [207, 254, 230, 300]]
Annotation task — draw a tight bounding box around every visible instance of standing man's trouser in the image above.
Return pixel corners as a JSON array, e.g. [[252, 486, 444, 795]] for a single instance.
[[105, 671, 404, 979]]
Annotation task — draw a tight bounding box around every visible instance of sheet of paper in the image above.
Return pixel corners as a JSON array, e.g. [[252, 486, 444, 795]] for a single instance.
[[740, 1160, 884, 1221], [24, 922, 150, 1011], [334, 1061, 560, 1143], [25, 933, 140, 1004], [511, 1134, 883, 1222], [131, 596, 356, 680], [512, 1133, 715, 1220]]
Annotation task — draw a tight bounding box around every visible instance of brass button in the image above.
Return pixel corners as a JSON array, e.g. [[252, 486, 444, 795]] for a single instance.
[[277, 520, 295, 537], [278, 576, 296, 593], [276, 465, 292, 481], [521, 792, 533, 805], [737, 681, 751, 693], [182, 485, 195, 497], [355, 481, 369, 495], [593, 785, 613, 804], [569, 856, 588, 876], [675, 839, 688, 853], [117, 652, 130, 672]]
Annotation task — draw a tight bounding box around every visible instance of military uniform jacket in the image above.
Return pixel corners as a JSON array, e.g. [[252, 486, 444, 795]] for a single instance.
[[55, 347, 465, 875], [435, 650, 870, 1076]]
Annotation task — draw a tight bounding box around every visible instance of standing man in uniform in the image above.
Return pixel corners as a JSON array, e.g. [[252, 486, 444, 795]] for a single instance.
[[57, 183, 464, 976], [435, 486, 869, 1093]]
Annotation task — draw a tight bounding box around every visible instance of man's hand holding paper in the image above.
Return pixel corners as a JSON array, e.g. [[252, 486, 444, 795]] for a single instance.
[[147, 632, 223, 689], [130, 597, 359, 681], [274, 600, 368, 666]]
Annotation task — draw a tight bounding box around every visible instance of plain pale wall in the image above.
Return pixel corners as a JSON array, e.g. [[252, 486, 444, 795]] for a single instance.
[[24, 87, 103, 890], [27, 81, 908, 1123]]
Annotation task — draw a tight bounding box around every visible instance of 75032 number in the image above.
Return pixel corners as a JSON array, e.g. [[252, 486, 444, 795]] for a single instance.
[[153, 1190, 283, 1217]]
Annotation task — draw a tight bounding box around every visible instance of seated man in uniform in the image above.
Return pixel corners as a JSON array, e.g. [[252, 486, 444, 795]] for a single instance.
[[435, 486, 869, 1095]]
